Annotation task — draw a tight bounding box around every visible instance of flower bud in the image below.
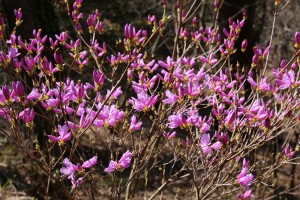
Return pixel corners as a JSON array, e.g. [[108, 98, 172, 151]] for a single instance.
[[294, 32, 300, 49], [242, 8, 248, 20], [14, 8, 22, 26], [192, 17, 197, 26], [162, 0, 167, 7], [241, 39, 248, 52]]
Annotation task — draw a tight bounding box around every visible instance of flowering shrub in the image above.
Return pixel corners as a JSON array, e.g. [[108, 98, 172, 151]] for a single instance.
[[0, 0, 299, 199]]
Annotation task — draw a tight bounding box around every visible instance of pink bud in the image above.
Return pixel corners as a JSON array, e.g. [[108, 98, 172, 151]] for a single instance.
[[242, 8, 248, 19], [294, 32, 300, 48], [54, 49, 64, 65], [162, 0, 167, 6], [241, 39, 248, 52]]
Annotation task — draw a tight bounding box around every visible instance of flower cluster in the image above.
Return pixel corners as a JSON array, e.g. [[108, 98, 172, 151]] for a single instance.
[[0, 0, 299, 198]]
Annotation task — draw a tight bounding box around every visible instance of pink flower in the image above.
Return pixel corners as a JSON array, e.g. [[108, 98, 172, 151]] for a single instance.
[[61, 156, 98, 188], [158, 56, 176, 70], [168, 113, 186, 129], [60, 158, 78, 178], [71, 177, 84, 188], [48, 124, 72, 145], [81, 156, 98, 169], [162, 131, 176, 140], [237, 189, 254, 199], [118, 150, 132, 169], [200, 134, 222, 155], [129, 92, 158, 112], [284, 144, 295, 159], [129, 115, 142, 132], [26, 88, 41, 100], [199, 54, 217, 66], [162, 90, 179, 104], [104, 161, 118, 173], [294, 32, 300, 48], [104, 150, 133, 173], [237, 159, 254, 188], [19, 108, 35, 124]]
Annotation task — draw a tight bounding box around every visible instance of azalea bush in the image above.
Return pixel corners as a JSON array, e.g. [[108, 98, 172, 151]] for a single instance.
[[0, 0, 299, 199]]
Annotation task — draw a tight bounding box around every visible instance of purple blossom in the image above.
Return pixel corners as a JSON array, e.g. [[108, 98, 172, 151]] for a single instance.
[[241, 39, 248, 52], [158, 56, 176, 70], [129, 92, 158, 112], [162, 90, 179, 104], [26, 88, 41, 101], [237, 159, 254, 188], [48, 124, 72, 145], [284, 144, 295, 159], [294, 32, 300, 48], [71, 177, 84, 188], [168, 113, 186, 129], [104, 161, 118, 173], [8, 47, 20, 59], [237, 189, 254, 199], [104, 150, 133, 173], [93, 69, 105, 89], [14, 8, 22, 25], [11, 81, 25, 101], [199, 134, 222, 155], [61, 156, 97, 188], [81, 156, 98, 169], [19, 108, 35, 124], [129, 115, 142, 132], [162, 131, 176, 140], [60, 158, 78, 179], [199, 54, 217, 66]]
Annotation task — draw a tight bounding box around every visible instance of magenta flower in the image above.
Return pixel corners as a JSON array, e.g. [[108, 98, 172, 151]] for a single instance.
[[129, 92, 158, 112], [104, 150, 133, 173], [199, 54, 217, 66], [104, 161, 118, 173], [61, 156, 98, 188], [158, 56, 176, 70], [284, 144, 295, 159], [241, 39, 248, 52], [11, 81, 25, 101], [106, 87, 122, 100], [92, 104, 124, 127], [237, 159, 254, 187], [93, 69, 105, 89], [80, 156, 98, 169], [162, 131, 176, 140], [129, 115, 142, 132], [162, 90, 179, 104], [147, 15, 156, 23], [71, 177, 84, 188], [237, 189, 254, 199], [276, 70, 300, 90], [14, 8, 22, 25], [19, 108, 35, 126], [68, 114, 91, 130], [8, 47, 20, 60], [168, 113, 186, 129], [60, 158, 78, 180], [55, 31, 68, 45], [48, 124, 72, 145], [294, 32, 300, 48], [26, 88, 41, 100], [199, 134, 222, 155], [118, 150, 133, 169]]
